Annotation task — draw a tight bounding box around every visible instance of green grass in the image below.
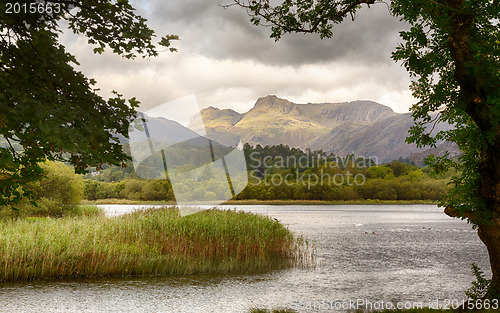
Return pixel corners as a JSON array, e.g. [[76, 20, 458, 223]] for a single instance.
[[250, 309, 500, 313], [250, 308, 500, 313], [0, 207, 312, 281], [0, 202, 104, 220], [250, 309, 297, 313]]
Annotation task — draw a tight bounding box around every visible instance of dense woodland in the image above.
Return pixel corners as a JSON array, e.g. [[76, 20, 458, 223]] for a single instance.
[[82, 144, 452, 202]]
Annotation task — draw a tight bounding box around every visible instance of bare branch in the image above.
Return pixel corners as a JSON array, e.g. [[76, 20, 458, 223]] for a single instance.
[[427, 112, 442, 135]]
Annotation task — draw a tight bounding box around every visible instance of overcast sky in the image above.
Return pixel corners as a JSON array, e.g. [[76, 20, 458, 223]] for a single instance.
[[62, 0, 414, 124]]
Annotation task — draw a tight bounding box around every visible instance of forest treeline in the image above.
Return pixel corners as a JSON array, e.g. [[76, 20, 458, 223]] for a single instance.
[[82, 144, 452, 202]]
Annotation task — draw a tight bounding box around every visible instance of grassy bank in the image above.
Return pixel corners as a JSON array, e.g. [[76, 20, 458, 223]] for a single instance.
[[250, 308, 500, 313], [82, 199, 438, 205], [223, 199, 438, 205], [0, 207, 312, 282], [0, 203, 103, 220]]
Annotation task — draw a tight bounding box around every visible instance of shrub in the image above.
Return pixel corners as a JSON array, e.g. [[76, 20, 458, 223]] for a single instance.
[[84, 180, 103, 200], [466, 263, 499, 301], [0, 161, 85, 218], [141, 180, 170, 201], [120, 179, 144, 200], [28, 161, 84, 205]]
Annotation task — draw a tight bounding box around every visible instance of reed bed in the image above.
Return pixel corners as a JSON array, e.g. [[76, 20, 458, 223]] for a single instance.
[[0, 207, 312, 281]]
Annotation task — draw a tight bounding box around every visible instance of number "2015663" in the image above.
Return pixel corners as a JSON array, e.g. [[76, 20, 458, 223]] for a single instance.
[[5, 2, 61, 14]]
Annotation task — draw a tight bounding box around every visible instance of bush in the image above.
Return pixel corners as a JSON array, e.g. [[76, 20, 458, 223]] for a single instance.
[[84, 180, 103, 200], [29, 161, 84, 205], [120, 179, 144, 200], [466, 263, 499, 301], [141, 180, 171, 201], [341, 186, 358, 200], [0, 161, 85, 218], [109, 179, 174, 201], [84, 180, 121, 200]]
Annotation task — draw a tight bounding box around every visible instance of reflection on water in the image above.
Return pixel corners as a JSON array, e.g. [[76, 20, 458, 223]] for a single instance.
[[0, 205, 490, 312]]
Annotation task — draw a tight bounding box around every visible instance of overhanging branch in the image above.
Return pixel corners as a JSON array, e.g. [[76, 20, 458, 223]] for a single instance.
[[221, 0, 381, 36], [444, 206, 477, 223]]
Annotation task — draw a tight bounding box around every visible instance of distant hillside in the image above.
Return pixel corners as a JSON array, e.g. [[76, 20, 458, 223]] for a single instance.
[[135, 113, 201, 144], [309, 113, 457, 162], [183, 95, 459, 163], [407, 141, 460, 167]]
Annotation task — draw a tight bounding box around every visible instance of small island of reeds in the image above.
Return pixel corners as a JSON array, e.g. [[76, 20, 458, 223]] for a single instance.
[[0, 207, 312, 282]]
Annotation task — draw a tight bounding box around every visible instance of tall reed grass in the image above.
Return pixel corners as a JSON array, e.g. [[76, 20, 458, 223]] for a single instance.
[[0, 207, 313, 281]]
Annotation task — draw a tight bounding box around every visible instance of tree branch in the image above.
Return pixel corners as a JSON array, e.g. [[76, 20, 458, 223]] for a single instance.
[[427, 112, 442, 135], [222, 0, 380, 36], [306, 0, 377, 34], [444, 206, 477, 223]]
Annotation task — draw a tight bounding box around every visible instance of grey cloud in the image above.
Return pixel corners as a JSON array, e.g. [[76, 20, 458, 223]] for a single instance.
[[138, 0, 408, 66]]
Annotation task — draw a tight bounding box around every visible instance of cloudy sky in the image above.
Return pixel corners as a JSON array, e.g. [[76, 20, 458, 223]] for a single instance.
[[62, 0, 414, 125]]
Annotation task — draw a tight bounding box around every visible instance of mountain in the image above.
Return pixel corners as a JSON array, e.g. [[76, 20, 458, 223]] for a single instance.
[[189, 95, 397, 148], [189, 106, 242, 131], [134, 114, 201, 145], [126, 113, 235, 177], [309, 113, 456, 162], [188, 95, 459, 163]]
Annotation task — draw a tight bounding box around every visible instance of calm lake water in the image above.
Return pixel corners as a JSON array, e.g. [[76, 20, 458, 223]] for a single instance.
[[0, 205, 490, 312]]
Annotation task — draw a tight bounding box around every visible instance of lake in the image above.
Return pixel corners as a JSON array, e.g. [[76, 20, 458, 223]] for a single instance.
[[0, 205, 490, 312]]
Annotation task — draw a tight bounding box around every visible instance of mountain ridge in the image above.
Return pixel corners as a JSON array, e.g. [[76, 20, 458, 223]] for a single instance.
[[187, 95, 458, 163]]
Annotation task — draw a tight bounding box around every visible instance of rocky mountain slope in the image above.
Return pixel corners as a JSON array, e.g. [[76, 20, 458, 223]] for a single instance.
[[185, 95, 459, 163]]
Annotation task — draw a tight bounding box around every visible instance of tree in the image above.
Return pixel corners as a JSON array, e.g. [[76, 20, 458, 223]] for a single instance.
[[226, 0, 500, 295], [0, 0, 178, 207]]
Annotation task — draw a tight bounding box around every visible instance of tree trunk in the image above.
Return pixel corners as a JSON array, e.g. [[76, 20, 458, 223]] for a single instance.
[[444, 143, 500, 293], [446, 206, 500, 295], [477, 144, 500, 292], [478, 221, 500, 290], [444, 1, 500, 294], [478, 220, 500, 290]]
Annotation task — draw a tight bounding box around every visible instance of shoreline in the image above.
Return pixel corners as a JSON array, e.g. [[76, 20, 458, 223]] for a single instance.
[[82, 199, 439, 206]]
